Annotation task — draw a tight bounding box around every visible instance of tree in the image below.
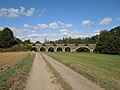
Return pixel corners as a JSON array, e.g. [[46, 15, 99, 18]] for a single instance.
[[90, 35, 99, 44], [64, 43, 67, 46], [53, 43, 56, 46], [15, 38, 22, 45], [94, 30, 111, 53], [110, 26, 120, 37], [36, 41, 41, 44], [94, 26, 120, 55], [42, 43, 46, 46], [0, 27, 17, 48], [23, 39, 31, 44]]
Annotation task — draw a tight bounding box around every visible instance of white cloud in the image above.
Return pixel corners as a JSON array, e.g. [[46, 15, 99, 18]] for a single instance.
[[20, 6, 25, 14], [94, 30, 101, 33], [60, 29, 69, 33], [24, 8, 36, 16], [11, 27, 30, 36], [16, 36, 24, 39], [99, 17, 112, 25], [31, 30, 36, 33], [4, 27, 31, 40], [0, 27, 4, 30], [81, 20, 93, 26], [59, 29, 83, 38], [59, 29, 70, 37], [58, 21, 72, 28], [22, 21, 72, 31], [27, 34, 40, 38], [38, 24, 48, 30], [8, 8, 19, 18], [0, 6, 39, 18], [27, 33, 57, 39], [70, 31, 83, 38], [29, 38, 44, 43], [118, 18, 120, 21], [39, 8, 47, 17], [88, 30, 101, 37], [49, 22, 58, 29], [58, 21, 65, 25], [93, 30, 101, 35], [23, 24, 31, 28], [62, 24, 72, 28], [60, 32, 69, 36], [0, 8, 19, 18], [42, 33, 57, 37]]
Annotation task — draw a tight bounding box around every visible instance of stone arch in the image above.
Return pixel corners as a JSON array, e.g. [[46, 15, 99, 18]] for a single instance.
[[65, 47, 71, 52], [56, 47, 63, 52], [40, 47, 46, 52], [48, 47, 55, 52], [32, 47, 37, 52], [75, 46, 90, 52]]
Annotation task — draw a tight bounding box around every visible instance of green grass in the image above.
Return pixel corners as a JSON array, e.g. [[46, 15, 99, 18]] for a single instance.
[[0, 53, 34, 90], [48, 52, 120, 90]]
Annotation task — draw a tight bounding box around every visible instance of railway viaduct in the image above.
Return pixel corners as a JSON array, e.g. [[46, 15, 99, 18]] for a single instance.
[[32, 44, 96, 52]]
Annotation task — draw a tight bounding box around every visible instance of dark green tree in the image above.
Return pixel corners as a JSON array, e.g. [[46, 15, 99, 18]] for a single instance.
[[0, 27, 17, 48], [35, 41, 41, 44], [94, 30, 111, 53], [94, 27, 120, 55], [23, 39, 31, 44]]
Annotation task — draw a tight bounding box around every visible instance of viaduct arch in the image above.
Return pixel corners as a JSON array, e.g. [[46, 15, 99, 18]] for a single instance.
[[32, 44, 96, 52]]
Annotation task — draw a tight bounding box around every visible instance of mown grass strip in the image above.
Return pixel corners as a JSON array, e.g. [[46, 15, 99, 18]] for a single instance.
[[48, 52, 120, 90], [41, 53, 72, 90], [0, 53, 35, 90]]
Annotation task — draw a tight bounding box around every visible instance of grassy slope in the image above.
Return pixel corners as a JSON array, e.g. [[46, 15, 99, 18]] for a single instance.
[[48, 52, 120, 90], [0, 53, 34, 90]]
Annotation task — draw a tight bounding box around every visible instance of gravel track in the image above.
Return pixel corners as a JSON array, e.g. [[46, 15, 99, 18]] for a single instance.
[[25, 53, 62, 90]]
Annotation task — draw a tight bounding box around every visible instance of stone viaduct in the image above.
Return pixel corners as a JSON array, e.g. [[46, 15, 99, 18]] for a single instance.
[[32, 44, 96, 52]]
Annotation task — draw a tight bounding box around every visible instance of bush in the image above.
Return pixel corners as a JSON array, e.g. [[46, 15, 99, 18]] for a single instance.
[[64, 43, 67, 46], [42, 44, 46, 46], [53, 43, 56, 46], [0, 45, 30, 52]]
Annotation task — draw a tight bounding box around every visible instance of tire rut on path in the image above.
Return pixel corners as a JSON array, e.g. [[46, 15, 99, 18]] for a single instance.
[[42, 53, 104, 90], [25, 53, 62, 90]]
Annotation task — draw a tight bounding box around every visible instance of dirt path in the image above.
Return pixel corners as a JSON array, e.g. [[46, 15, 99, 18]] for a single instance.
[[42, 53, 104, 90], [25, 53, 62, 90]]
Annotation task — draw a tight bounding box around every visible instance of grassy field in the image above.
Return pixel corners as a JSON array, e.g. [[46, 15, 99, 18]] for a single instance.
[[0, 52, 35, 90], [48, 52, 120, 90]]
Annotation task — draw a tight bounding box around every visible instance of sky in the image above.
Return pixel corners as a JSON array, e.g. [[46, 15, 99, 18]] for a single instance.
[[0, 0, 120, 42]]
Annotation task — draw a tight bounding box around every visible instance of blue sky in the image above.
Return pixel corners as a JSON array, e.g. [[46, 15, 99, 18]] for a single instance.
[[0, 0, 120, 42]]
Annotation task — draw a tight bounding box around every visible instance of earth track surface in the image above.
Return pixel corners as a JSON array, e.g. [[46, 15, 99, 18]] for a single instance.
[[26, 52, 104, 90], [25, 53, 62, 90]]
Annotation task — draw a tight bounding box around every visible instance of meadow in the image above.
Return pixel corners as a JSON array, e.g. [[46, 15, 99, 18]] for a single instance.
[[48, 52, 120, 90]]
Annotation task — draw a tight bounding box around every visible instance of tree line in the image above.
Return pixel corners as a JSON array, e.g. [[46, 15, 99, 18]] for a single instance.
[[44, 35, 99, 44], [0, 26, 120, 54]]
